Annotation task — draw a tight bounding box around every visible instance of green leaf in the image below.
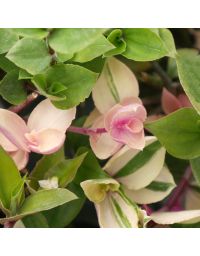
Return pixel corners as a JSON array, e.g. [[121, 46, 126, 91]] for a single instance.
[[146, 181, 174, 192], [146, 108, 200, 159], [0, 188, 77, 224], [10, 28, 49, 39], [104, 29, 126, 57], [56, 52, 74, 62], [114, 141, 162, 178], [73, 35, 115, 63], [6, 38, 51, 75], [0, 54, 17, 72], [167, 57, 178, 79], [43, 182, 85, 227], [0, 28, 18, 54], [19, 188, 77, 215], [29, 147, 64, 190], [45, 153, 87, 188], [18, 69, 33, 80], [0, 147, 22, 210], [0, 70, 27, 105], [74, 148, 109, 184], [22, 212, 49, 228], [32, 63, 98, 109], [190, 157, 200, 186], [176, 49, 200, 114], [122, 28, 176, 61], [48, 28, 107, 55]]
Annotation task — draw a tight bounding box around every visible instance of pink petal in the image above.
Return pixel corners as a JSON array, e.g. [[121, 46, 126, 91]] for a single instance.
[[9, 150, 29, 170], [0, 132, 18, 152], [0, 109, 30, 152], [161, 88, 181, 114], [178, 94, 192, 108], [90, 116, 122, 159], [25, 129, 66, 154], [27, 99, 76, 133]]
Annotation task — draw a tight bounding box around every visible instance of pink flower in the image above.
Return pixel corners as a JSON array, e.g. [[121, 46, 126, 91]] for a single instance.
[[104, 97, 147, 149], [90, 97, 147, 159], [88, 57, 147, 159], [161, 88, 192, 114], [0, 99, 76, 170]]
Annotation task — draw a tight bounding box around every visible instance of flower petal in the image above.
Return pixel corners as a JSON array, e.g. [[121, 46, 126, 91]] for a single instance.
[[84, 108, 101, 128], [9, 150, 29, 170], [161, 88, 181, 114], [0, 132, 18, 152], [178, 94, 192, 108], [27, 99, 76, 133], [26, 129, 66, 154], [90, 116, 122, 159], [0, 109, 29, 151], [92, 58, 139, 114], [151, 210, 200, 225], [95, 192, 142, 228], [104, 137, 166, 190], [124, 165, 176, 204], [80, 178, 120, 203]]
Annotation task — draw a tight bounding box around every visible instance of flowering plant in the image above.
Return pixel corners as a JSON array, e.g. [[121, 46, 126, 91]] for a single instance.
[[0, 28, 200, 228]]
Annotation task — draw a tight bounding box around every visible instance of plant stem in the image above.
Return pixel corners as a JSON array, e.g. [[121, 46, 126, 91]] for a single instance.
[[152, 62, 173, 91], [68, 126, 107, 136], [159, 166, 192, 212], [9, 92, 39, 113]]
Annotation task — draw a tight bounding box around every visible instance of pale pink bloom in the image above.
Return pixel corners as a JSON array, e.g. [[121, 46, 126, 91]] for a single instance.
[[0, 99, 76, 170], [90, 97, 147, 159], [88, 58, 147, 159], [161, 88, 192, 115]]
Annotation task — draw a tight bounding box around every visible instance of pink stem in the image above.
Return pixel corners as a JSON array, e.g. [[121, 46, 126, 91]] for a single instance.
[[68, 126, 107, 136], [159, 166, 192, 212], [9, 92, 39, 113]]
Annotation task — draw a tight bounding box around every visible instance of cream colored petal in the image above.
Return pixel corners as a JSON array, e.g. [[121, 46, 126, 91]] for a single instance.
[[92, 57, 139, 114], [151, 210, 200, 225], [0, 132, 18, 152], [80, 178, 120, 203], [27, 99, 76, 133], [9, 150, 29, 170], [124, 165, 176, 204], [104, 136, 166, 190]]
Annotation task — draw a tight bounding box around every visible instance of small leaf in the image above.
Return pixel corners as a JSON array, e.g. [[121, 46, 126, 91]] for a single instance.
[[122, 28, 176, 61], [104, 29, 126, 57], [19, 189, 77, 215], [0, 54, 17, 72], [10, 28, 49, 39], [0, 28, 18, 54], [43, 182, 85, 228], [46, 153, 87, 188], [18, 69, 33, 80], [176, 49, 200, 114], [146, 108, 200, 159], [0, 147, 22, 210], [29, 147, 64, 190], [32, 64, 98, 109], [0, 70, 27, 105], [48, 28, 107, 55], [73, 35, 115, 63], [6, 38, 51, 75]]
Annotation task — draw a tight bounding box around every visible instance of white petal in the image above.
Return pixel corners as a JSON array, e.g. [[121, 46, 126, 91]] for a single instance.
[[27, 99, 76, 133], [151, 210, 200, 225], [95, 192, 141, 228], [104, 136, 166, 190], [124, 165, 176, 204], [92, 58, 139, 114]]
